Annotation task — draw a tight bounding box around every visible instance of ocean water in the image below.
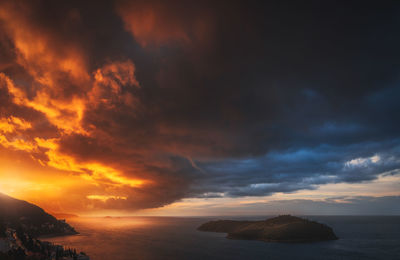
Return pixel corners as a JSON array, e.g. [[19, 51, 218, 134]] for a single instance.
[[44, 216, 400, 260]]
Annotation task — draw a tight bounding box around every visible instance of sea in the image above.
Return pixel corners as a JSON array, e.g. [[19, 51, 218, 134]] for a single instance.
[[44, 216, 400, 260]]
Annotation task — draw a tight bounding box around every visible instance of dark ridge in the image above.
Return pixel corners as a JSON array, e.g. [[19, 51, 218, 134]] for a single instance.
[[0, 193, 77, 237], [0, 193, 89, 259]]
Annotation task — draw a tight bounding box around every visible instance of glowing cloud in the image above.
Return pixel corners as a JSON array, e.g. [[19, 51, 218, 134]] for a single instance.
[[87, 195, 128, 202], [0, 0, 399, 216]]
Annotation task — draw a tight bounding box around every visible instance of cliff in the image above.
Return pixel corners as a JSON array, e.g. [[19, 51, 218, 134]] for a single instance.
[[198, 215, 338, 243]]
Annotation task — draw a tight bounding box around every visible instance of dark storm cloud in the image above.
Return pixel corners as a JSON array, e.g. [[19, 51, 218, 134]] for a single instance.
[[0, 0, 399, 211], [191, 140, 400, 197]]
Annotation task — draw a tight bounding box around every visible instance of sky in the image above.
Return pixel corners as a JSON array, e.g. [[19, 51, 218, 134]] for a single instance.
[[0, 0, 399, 216]]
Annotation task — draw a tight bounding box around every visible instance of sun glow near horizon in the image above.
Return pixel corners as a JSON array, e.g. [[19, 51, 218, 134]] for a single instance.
[[0, 0, 400, 217]]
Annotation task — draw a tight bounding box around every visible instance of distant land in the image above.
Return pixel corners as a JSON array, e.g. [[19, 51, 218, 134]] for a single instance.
[[198, 215, 338, 243], [0, 193, 89, 259]]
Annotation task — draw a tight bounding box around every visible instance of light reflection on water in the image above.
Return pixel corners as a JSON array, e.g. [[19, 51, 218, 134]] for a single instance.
[[44, 216, 400, 260], [67, 216, 157, 229]]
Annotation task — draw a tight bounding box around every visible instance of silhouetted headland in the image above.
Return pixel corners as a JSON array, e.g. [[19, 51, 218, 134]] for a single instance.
[[198, 215, 338, 243], [0, 193, 89, 259], [0, 193, 77, 237]]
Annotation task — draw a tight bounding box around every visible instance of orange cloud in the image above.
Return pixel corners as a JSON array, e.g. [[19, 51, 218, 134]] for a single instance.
[[0, 71, 148, 207], [89, 60, 140, 109], [1, 72, 87, 135], [0, 0, 212, 214], [87, 195, 128, 202], [0, 1, 154, 213], [0, 1, 90, 136], [0, 116, 31, 133], [116, 0, 214, 48], [117, 1, 189, 47], [0, 2, 89, 85]]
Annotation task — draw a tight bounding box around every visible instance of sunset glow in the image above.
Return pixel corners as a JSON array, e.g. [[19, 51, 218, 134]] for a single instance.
[[0, 0, 399, 217]]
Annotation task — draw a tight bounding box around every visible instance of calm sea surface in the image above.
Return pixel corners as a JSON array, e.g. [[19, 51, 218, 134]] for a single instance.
[[44, 216, 400, 260]]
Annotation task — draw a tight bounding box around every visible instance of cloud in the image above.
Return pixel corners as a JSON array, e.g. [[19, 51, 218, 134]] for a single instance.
[[0, 0, 399, 214], [116, 0, 215, 48], [192, 142, 400, 198]]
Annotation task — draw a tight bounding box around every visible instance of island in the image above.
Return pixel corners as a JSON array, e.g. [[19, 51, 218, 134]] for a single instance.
[[0, 193, 89, 259], [198, 215, 338, 243]]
